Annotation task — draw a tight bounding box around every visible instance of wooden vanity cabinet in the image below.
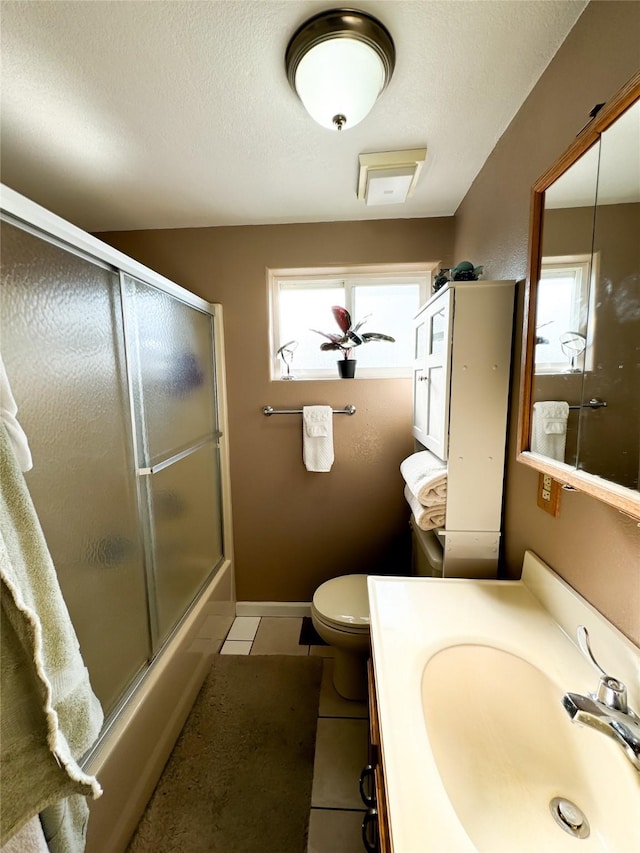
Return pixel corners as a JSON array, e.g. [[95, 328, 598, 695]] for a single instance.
[[362, 658, 392, 853]]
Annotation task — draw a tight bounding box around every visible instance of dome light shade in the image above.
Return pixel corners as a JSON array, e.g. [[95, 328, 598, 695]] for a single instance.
[[285, 9, 395, 132]]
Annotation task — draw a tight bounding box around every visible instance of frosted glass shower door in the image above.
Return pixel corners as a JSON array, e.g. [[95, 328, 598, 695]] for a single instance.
[[0, 221, 151, 715], [122, 275, 224, 646]]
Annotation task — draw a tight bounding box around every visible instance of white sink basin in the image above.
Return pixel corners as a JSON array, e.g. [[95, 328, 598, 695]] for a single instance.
[[421, 644, 640, 852], [367, 552, 640, 852]]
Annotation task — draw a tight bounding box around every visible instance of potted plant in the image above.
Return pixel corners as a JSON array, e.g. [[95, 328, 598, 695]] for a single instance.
[[312, 306, 395, 378]]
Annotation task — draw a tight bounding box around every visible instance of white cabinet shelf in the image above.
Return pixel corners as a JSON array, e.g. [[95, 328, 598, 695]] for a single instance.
[[412, 280, 516, 577]]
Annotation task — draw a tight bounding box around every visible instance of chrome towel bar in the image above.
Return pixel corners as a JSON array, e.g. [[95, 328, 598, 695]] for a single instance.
[[262, 404, 356, 416], [568, 398, 607, 410]]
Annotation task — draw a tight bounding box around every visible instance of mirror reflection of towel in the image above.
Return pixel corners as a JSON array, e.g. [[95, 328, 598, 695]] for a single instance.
[[531, 401, 569, 461]]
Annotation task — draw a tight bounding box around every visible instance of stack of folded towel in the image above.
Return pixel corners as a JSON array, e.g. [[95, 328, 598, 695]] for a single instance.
[[400, 450, 447, 531]]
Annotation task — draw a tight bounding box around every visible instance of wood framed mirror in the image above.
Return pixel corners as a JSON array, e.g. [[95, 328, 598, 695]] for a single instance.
[[518, 72, 640, 519]]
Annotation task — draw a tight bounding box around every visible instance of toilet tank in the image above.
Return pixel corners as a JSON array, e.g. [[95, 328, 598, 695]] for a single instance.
[[410, 518, 444, 577]]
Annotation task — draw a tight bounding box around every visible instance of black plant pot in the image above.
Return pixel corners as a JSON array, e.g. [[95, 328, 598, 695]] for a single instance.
[[337, 359, 356, 379]]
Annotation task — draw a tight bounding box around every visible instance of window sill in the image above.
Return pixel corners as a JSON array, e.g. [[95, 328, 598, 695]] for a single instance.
[[534, 369, 593, 377], [272, 370, 412, 382]]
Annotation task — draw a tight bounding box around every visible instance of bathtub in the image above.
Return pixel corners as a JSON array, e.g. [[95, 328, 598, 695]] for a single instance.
[[84, 560, 235, 852]]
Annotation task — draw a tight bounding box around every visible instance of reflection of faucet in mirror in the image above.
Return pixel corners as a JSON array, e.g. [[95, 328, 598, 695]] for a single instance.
[[559, 331, 586, 372], [277, 340, 298, 380]]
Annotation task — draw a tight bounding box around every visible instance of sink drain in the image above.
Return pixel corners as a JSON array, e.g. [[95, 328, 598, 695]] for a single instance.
[[550, 797, 590, 839]]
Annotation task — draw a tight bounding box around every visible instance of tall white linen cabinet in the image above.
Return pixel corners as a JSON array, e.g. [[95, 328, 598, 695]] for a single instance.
[[412, 280, 516, 577]]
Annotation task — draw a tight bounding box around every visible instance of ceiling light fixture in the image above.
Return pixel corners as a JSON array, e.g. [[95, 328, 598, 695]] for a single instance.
[[285, 8, 395, 132]]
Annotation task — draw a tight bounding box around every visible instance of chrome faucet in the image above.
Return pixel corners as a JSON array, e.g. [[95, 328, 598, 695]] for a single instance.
[[562, 625, 640, 771]]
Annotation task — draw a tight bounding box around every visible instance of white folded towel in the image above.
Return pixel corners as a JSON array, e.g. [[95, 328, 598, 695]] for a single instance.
[[302, 406, 334, 472], [400, 450, 447, 507], [531, 401, 569, 462], [404, 484, 445, 531], [0, 354, 32, 472]]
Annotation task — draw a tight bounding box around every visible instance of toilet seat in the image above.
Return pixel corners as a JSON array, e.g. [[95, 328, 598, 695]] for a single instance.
[[312, 574, 370, 633], [312, 608, 370, 636]]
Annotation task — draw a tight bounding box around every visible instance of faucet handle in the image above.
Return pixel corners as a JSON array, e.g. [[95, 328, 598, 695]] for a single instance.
[[576, 625, 628, 712]]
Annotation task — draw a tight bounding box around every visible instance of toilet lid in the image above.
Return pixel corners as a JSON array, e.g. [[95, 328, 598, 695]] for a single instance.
[[312, 574, 370, 629]]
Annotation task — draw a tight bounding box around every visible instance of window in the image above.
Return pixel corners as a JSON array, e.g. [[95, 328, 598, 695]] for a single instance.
[[535, 255, 597, 374], [269, 265, 434, 379]]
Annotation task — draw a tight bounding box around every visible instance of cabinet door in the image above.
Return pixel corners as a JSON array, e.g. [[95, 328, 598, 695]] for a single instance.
[[412, 308, 429, 443], [413, 290, 452, 460]]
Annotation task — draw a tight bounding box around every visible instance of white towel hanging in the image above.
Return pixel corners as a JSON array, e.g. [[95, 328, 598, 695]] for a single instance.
[[0, 353, 32, 472], [302, 406, 334, 472], [531, 401, 569, 461]]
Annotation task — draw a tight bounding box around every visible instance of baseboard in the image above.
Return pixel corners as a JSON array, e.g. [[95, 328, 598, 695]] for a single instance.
[[236, 601, 311, 617]]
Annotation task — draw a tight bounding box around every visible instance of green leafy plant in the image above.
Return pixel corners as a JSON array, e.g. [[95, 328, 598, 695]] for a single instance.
[[450, 261, 483, 281], [312, 306, 395, 360]]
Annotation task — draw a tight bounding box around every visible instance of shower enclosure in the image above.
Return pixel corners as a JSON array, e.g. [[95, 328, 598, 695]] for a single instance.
[[0, 186, 234, 851]]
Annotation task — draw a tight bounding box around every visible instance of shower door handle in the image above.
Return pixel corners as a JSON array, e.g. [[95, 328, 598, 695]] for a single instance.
[[137, 435, 215, 475]]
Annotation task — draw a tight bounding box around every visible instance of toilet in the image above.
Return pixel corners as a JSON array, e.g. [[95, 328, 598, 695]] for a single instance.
[[311, 574, 371, 701], [311, 526, 444, 701]]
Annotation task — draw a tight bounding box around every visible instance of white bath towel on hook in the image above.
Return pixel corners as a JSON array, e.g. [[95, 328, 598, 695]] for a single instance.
[[302, 406, 334, 472]]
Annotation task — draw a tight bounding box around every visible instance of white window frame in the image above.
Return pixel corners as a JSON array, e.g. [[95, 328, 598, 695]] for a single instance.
[[268, 263, 437, 380], [536, 253, 598, 375]]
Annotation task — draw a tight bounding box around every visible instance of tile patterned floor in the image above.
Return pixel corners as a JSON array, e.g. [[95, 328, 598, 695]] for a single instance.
[[221, 615, 367, 853]]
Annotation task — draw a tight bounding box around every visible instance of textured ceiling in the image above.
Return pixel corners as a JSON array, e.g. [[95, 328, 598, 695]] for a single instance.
[[0, 1, 587, 232]]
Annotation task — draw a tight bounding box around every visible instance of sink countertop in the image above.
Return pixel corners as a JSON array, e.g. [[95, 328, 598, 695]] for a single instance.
[[367, 551, 640, 853]]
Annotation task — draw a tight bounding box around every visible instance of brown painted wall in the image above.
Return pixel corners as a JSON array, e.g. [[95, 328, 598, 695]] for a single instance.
[[454, 0, 640, 643], [97, 219, 455, 601]]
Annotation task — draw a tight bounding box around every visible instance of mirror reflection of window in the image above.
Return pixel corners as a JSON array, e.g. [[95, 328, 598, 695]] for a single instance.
[[535, 256, 597, 373]]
